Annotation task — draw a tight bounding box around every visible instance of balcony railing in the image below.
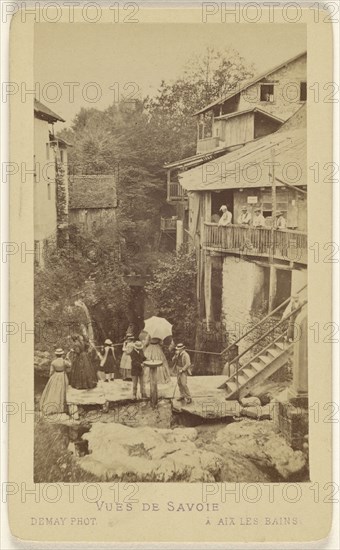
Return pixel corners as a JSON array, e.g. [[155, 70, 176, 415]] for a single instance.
[[203, 223, 307, 265], [196, 136, 221, 154], [161, 217, 177, 232], [167, 181, 188, 202]]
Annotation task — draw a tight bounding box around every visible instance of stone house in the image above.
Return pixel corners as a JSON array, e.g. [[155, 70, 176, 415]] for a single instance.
[[162, 52, 309, 445], [163, 52, 307, 378], [180, 114, 307, 341], [34, 98, 69, 265], [69, 175, 118, 234]]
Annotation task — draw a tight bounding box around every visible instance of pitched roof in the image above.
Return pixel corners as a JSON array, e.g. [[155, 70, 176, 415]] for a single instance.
[[69, 175, 117, 209], [164, 144, 232, 170], [194, 51, 307, 116], [179, 128, 306, 192], [214, 107, 284, 124], [277, 103, 306, 132], [34, 98, 65, 123], [164, 109, 284, 171]]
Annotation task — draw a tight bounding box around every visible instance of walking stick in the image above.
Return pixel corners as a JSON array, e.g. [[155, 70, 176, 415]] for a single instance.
[[172, 378, 178, 400]]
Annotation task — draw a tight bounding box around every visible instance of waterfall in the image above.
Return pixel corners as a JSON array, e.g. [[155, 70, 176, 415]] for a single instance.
[[74, 299, 94, 342]]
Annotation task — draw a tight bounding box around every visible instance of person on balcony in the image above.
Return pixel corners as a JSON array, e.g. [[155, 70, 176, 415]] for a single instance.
[[252, 207, 266, 228], [237, 206, 252, 225], [218, 205, 232, 226], [275, 211, 287, 230]]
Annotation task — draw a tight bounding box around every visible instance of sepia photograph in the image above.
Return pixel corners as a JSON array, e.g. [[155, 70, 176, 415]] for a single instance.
[[31, 21, 310, 485]]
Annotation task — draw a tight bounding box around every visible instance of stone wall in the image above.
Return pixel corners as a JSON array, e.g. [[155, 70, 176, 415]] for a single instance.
[[291, 267, 307, 298], [221, 257, 266, 354], [69, 208, 117, 233], [55, 156, 69, 247], [238, 54, 307, 121]]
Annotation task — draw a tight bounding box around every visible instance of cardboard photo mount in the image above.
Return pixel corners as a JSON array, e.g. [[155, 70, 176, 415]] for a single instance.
[[8, 5, 335, 544]]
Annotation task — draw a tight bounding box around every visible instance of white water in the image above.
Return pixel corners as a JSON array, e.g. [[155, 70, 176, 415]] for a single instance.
[[74, 299, 94, 342]]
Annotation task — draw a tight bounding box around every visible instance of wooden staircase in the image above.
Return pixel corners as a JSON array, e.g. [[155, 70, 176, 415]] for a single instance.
[[218, 286, 307, 401], [222, 335, 293, 400]]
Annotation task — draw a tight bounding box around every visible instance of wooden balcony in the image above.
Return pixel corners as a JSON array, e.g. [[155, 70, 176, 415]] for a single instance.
[[161, 217, 177, 232], [203, 223, 307, 265], [167, 181, 188, 202], [196, 136, 221, 154]]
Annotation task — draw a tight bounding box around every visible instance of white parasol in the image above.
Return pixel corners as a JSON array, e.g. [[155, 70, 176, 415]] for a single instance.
[[143, 316, 173, 341]]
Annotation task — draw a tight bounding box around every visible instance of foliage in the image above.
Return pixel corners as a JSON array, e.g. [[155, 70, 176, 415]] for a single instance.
[[57, 47, 254, 278], [145, 249, 198, 347], [34, 226, 131, 351], [47, 47, 254, 347]]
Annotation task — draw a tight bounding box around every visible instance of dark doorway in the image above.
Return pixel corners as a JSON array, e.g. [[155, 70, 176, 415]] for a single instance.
[[211, 190, 234, 221], [274, 269, 292, 309]]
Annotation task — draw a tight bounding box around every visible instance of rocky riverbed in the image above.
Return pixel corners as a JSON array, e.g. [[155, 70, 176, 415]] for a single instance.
[[35, 353, 308, 483], [72, 415, 307, 483]]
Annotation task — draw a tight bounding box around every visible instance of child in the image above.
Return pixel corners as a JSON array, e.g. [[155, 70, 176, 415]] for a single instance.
[[99, 339, 117, 382]]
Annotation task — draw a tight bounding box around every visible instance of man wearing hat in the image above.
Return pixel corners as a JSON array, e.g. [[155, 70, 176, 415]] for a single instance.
[[237, 206, 252, 225], [172, 344, 192, 404], [218, 205, 232, 227], [130, 341, 147, 399], [252, 207, 265, 228], [275, 211, 287, 230]]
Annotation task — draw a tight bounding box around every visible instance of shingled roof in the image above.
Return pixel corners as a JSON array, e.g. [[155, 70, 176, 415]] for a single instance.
[[69, 175, 117, 209], [179, 128, 306, 192], [34, 98, 65, 123]]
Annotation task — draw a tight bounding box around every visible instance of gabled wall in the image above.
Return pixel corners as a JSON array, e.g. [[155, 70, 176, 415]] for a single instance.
[[34, 117, 57, 243], [237, 54, 306, 121]]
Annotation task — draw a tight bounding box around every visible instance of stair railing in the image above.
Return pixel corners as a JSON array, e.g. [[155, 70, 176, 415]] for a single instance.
[[220, 283, 307, 359], [228, 299, 307, 397], [185, 285, 307, 368]]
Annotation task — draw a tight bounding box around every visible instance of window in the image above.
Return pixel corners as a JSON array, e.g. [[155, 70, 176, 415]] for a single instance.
[[300, 81, 307, 101], [46, 143, 50, 159], [60, 149, 64, 163], [47, 182, 51, 200], [260, 84, 274, 103]]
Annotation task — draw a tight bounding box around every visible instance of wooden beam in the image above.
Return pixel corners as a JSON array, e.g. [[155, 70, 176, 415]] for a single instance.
[[269, 173, 307, 195]]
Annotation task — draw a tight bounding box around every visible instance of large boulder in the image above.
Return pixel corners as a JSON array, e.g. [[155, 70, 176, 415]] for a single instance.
[[77, 423, 224, 482], [215, 419, 306, 479]]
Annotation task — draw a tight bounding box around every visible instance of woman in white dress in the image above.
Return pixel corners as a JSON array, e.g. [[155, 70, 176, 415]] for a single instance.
[[143, 337, 171, 384], [120, 334, 134, 380], [40, 348, 71, 416]]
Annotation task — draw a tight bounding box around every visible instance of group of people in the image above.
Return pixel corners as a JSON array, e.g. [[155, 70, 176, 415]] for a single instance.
[[218, 204, 287, 229], [39, 331, 194, 415]]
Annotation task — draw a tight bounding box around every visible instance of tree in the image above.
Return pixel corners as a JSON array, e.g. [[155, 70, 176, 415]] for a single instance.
[[145, 250, 198, 347], [34, 225, 131, 351], [146, 46, 255, 161], [52, 47, 255, 346]]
